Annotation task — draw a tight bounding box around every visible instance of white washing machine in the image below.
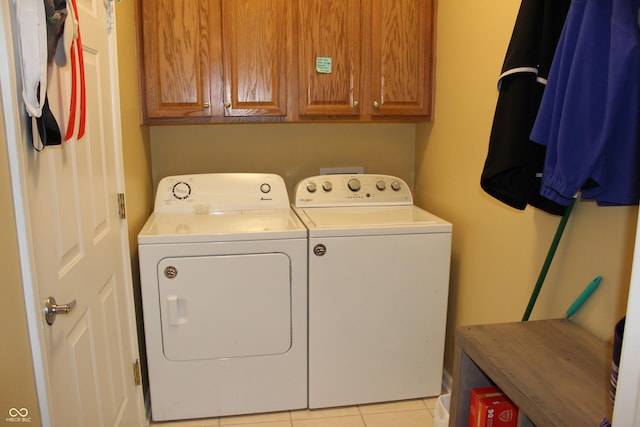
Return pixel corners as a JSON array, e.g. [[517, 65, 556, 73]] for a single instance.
[[293, 174, 452, 409], [138, 173, 307, 421]]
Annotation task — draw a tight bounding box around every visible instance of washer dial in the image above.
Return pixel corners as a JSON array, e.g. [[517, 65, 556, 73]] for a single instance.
[[306, 181, 317, 193]]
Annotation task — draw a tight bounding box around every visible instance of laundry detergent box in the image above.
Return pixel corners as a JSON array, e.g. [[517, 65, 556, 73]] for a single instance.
[[468, 386, 518, 427]]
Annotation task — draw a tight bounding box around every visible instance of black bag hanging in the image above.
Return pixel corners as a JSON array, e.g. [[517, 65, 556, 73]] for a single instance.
[[34, 84, 61, 149]]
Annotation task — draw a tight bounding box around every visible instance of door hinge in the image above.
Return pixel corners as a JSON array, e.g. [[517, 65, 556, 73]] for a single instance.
[[106, 0, 115, 30], [133, 359, 142, 386], [117, 193, 126, 219]]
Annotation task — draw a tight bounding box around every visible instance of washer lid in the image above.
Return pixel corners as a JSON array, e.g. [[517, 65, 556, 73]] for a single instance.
[[294, 205, 452, 237], [138, 209, 306, 244]]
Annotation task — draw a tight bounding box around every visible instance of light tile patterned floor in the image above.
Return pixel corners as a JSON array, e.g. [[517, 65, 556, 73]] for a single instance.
[[150, 398, 438, 427]]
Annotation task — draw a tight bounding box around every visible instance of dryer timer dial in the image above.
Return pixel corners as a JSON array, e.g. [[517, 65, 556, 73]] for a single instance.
[[172, 182, 192, 200]]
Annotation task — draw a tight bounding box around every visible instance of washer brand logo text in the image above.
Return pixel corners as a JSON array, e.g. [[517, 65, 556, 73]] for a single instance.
[[6, 408, 31, 423]]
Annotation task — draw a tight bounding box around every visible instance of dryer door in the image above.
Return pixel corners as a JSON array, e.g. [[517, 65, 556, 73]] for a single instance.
[[158, 253, 292, 361]]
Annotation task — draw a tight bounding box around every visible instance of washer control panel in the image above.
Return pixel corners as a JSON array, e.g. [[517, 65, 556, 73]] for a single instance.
[[294, 174, 413, 207], [154, 173, 291, 213]]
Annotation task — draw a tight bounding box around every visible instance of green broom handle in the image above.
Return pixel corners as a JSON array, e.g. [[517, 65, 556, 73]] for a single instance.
[[522, 196, 577, 321]]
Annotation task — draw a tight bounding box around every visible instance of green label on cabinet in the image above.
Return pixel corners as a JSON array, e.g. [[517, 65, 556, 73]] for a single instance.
[[316, 57, 332, 74]]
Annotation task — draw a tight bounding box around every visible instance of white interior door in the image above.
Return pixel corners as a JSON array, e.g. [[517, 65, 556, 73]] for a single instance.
[[1, 1, 145, 426]]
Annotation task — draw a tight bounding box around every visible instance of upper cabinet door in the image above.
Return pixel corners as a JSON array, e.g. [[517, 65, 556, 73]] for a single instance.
[[369, 0, 434, 118], [297, 0, 362, 117], [135, 0, 435, 122], [221, 0, 289, 117], [140, 0, 212, 119]]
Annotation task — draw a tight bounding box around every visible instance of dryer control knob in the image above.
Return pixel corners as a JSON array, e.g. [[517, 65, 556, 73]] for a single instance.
[[322, 181, 333, 192], [348, 178, 361, 192], [260, 183, 271, 193], [391, 180, 402, 191], [376, 180, 386, 191], [306, 181, 317, 193], [172, 182, 191, 200]]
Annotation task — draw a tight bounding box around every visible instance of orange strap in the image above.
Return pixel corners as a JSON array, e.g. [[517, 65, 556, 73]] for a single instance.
[[63, 40, 77, 141], [64, 0, 86, 141]]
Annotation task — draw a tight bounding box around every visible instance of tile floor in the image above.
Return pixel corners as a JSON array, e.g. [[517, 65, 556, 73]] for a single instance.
[[151, 397, 438, 427]]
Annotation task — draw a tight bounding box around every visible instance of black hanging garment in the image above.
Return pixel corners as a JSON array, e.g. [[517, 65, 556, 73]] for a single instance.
[[480, 0, 570, 215]]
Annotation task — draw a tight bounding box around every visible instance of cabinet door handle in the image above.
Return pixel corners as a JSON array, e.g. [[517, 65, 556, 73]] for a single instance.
[[224, 101, 231, 108], [353, 100, 360, 108], [203, 102, 210, 109], [373, 101, 380, 109]]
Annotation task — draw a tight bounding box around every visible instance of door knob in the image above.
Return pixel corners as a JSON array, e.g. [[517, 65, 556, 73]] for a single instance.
[[44, 297, 77, 325]]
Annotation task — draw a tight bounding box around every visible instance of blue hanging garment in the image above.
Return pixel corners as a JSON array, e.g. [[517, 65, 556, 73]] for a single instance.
[[530, 0, 640, 206]]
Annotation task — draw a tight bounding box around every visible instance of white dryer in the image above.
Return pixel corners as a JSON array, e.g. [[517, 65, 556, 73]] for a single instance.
[[138, 173, 307, 421], [293, 174, 452, 409]]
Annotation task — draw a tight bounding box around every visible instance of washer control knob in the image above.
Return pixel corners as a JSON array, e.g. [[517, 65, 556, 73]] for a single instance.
[[376, 180, 386, 191], [348, 178, 361, 192], [391, 180, 402, 191], [260, 183, 271, 194], [322, 181, 333, 192], [306, 181, 317, 193]]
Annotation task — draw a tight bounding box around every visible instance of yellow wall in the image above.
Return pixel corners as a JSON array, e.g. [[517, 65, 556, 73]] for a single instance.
[[0, 88, 41, 424], [114, 0, 154, 390], [116, 1, 153, 257], [416, 1, 637, 373], [149, 123, 416, 197]]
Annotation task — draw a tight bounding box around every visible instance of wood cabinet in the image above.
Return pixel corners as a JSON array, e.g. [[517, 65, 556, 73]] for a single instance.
[[221, 0, 289, 118], [296, 0, 362, 117], [139, 0, 213, 119], [369, 0, 433, 117], [136, 0, 435, 123], [296, 0, 434, 120]]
